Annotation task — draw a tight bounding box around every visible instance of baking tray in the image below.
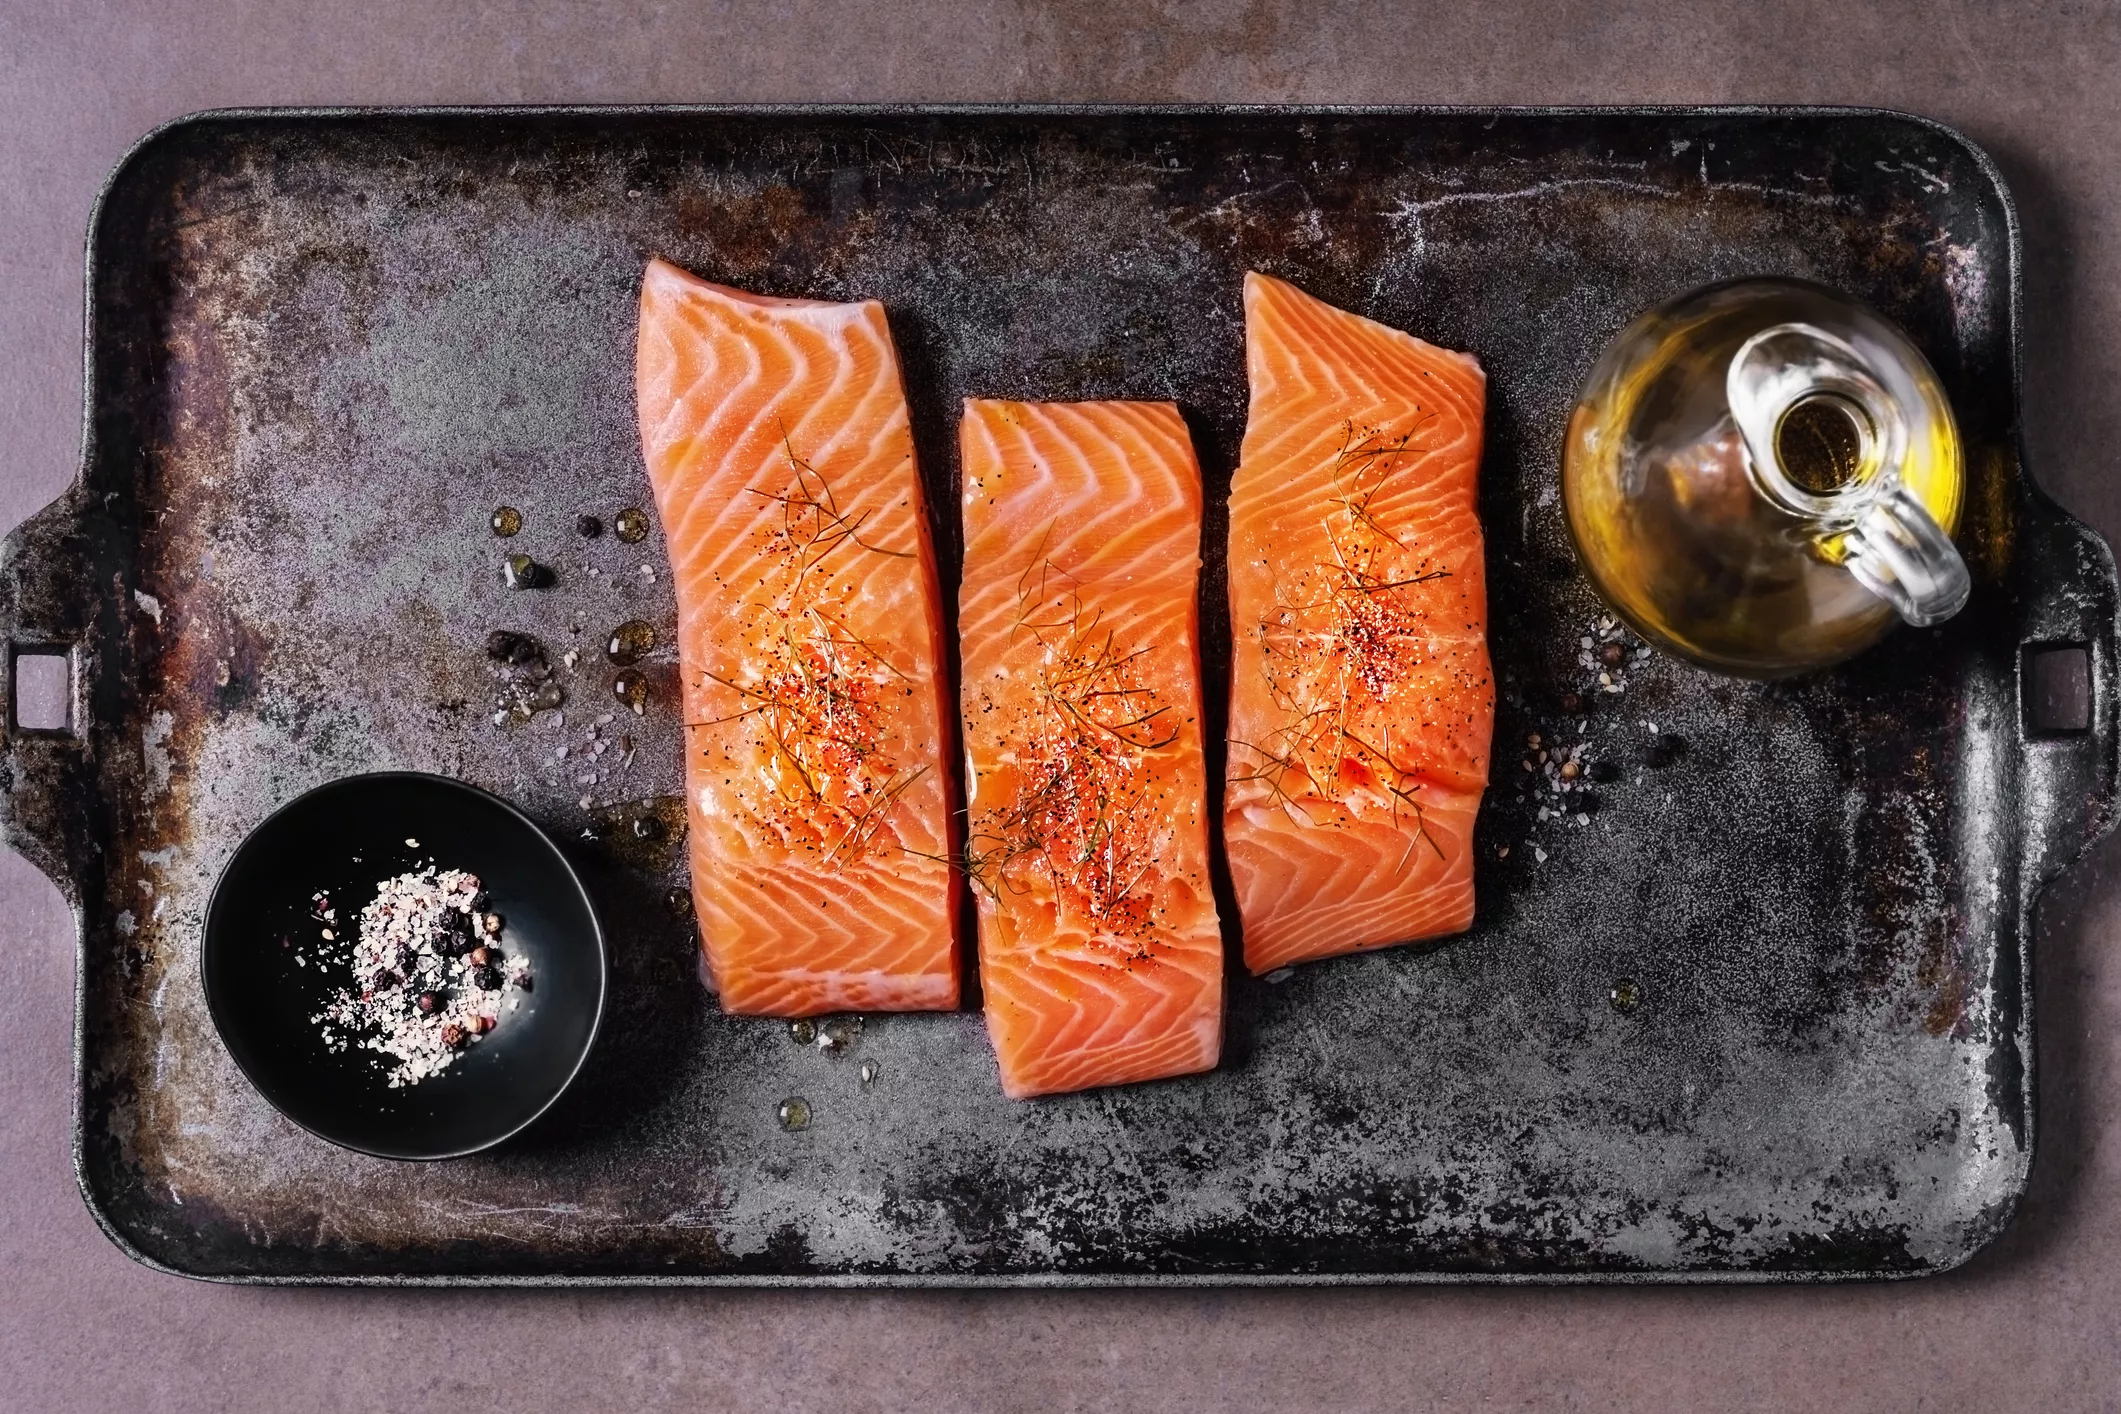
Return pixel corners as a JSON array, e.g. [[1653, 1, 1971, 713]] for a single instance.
[[3, 105, 2114, 1285]]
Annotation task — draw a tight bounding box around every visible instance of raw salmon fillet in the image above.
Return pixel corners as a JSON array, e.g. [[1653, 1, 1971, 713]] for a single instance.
[[635, 258, 957, 1015], [1224, 272, 1493, 975], [958, 399, 1223, 1098]]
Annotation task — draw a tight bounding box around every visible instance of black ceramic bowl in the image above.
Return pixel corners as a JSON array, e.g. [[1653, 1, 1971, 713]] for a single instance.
[[203, 772, 606, 1160]]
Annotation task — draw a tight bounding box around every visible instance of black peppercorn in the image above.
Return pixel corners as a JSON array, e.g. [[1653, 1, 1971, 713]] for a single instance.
[[416, 991, 440, 1014], [1589, 759, 1621, 783], [576, 513, 604, 538], [372, 969, 400, 991], [1558, 690, 1583, 714], [473, 965, 502, 991], [1600, 642, 1627, 667]]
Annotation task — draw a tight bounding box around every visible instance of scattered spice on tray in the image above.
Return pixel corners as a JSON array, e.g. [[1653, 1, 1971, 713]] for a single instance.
[[486, 629, 565, 727], [312, 867, 531, 1088], [1576, 613, 1650, 695]]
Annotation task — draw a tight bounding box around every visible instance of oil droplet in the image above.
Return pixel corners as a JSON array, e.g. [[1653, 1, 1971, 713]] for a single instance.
[[613, 668, 648, 709], [613, 507, 651, 543], [490, 505, 522, 537], [819, 1015, 864, 1052], [664, 887, 693, 919], [859, 1061, 877, 1085], [606, 619, 656, 665], [776, 1097, 811, 1132], [788, 1019, 816, 1045], [1609, 978, 1640, 1014], [503, 553, 543, 590]]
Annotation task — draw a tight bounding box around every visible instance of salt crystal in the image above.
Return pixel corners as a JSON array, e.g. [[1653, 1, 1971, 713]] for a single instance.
[[598, 713, 614, 725], [1534, 846, 1548, 863], [639, 564, 655, 580], [556, 745, 569, 759], [562, 649, 580, 669], [492, 711, 508, 725]]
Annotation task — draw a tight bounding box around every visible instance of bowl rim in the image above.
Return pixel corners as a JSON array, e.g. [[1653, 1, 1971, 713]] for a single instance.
[[200, 769, 609, 1162]]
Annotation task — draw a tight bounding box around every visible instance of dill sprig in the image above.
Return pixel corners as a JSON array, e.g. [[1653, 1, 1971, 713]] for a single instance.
[[964, 547, 1180, 935], [1230, 419, 1450, 869], [685, 436, 924, 868]]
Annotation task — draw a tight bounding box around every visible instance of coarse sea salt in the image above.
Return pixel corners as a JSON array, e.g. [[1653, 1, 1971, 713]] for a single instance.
[[310, 867, 532, 1088]]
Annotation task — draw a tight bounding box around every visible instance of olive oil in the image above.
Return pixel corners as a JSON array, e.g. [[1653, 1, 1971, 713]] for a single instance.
[[1564, 278, 1967, 678], [606, 619, 656, 665], [613, 507, 651, 544]]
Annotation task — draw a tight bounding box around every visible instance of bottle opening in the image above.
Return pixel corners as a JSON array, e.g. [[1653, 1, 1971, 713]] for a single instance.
[[1775, 393, 1872, 495]]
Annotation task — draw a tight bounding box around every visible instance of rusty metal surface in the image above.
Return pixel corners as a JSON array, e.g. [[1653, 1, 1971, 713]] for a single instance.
[[1, 105, 2114, 1284]]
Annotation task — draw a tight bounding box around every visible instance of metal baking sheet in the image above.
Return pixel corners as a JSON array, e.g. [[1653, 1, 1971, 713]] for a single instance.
[[2, 105, 2114, 1284]]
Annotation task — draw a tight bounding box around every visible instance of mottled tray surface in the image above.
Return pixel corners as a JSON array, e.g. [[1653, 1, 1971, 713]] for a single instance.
[[3, 106, 2115, 1284]]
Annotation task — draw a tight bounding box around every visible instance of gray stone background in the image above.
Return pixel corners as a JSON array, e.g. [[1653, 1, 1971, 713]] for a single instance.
[[1, 2, 2116, 1409]]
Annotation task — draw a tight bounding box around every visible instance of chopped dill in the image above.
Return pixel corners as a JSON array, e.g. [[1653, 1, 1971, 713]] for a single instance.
[[1230, 419, 1452, 869]]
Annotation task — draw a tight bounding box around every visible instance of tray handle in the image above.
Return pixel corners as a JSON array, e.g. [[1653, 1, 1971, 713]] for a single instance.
[[2014, 498, 2121, 890], [0, 488, 108, 907]]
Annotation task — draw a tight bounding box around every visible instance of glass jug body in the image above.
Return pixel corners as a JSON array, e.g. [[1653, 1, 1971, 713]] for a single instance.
[[1563, 278, 1966, 678]]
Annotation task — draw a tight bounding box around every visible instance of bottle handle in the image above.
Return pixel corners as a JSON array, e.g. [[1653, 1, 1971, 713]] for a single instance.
[[1840, 484, 1973, 627], [1728, 322, 1971, 628]]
